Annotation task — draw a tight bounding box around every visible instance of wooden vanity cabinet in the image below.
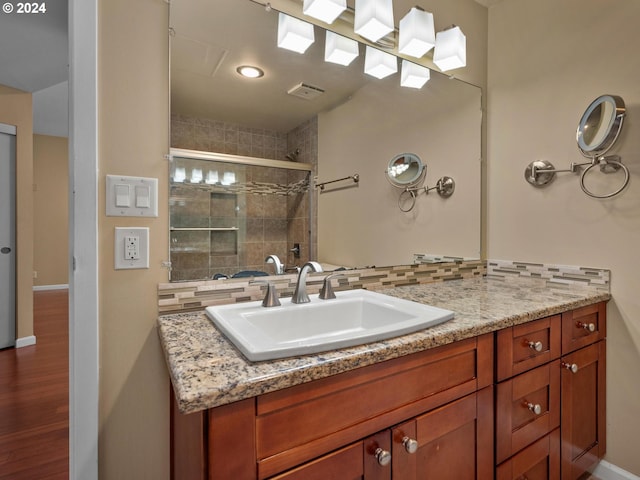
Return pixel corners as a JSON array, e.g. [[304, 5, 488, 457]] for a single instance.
[[172, 334, 493, 480], [170, 302, 606, 480], [560, 303, 606, 480], [495, 302, 606, 480]]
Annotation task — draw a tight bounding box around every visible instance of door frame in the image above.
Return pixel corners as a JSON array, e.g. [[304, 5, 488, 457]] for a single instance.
[[69, 0, 99, 478]]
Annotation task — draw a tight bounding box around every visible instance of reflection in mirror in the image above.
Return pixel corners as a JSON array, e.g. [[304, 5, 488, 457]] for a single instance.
[[576, 94, 625, 157], [386, 153, 426, 187], [169, 0, 482, 280]]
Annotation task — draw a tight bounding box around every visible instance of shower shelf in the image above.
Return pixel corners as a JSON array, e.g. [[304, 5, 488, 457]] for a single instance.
[[170, 227, 239, 232]]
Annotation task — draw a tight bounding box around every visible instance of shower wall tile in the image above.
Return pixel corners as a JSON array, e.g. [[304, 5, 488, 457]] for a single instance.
[[170, 114, 317, 280]]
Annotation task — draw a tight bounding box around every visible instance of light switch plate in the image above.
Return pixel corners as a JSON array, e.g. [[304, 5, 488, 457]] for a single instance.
[[106, 175, 158, 217], [114, 227, 149, 269]]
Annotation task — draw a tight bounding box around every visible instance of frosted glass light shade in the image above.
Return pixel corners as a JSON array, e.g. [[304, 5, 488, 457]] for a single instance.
[[173, 167, 186, 183], [433, 26, 466, 71], [364, 46, 397, 79], [354, 0, 394, 43], [398, 8, 435, 58], [303, 0, 346, 24], [190, 168, 203, 184], [277, 13, 315, 54], [325, 31, 359, 66], [401, 60, 430, 89]]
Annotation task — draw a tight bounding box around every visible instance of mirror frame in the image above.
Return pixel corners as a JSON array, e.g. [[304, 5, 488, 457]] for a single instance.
[[576, 94, 625, 158], [385, 153, 426, 188]]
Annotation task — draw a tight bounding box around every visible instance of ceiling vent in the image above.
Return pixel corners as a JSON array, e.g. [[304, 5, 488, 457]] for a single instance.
[[287, 82, 325, 100]]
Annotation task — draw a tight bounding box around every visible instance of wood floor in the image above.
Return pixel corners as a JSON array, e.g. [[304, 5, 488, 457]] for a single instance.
[[0, 290, 69, 479]]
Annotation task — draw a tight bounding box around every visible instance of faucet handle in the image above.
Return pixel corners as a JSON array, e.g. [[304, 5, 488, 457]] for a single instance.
[[251, 280, 281, 307], [319, 273, 346, 300]]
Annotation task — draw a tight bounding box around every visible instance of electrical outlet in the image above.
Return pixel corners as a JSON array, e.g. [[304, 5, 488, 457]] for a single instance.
[[124, 236, 140, 260], [114, 227, 149, 269]]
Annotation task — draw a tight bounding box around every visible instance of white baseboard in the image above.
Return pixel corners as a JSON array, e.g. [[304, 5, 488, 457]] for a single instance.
[[33, 284, 69, 291], [593, 460, 640, 480], [16, 335, 37, 348]]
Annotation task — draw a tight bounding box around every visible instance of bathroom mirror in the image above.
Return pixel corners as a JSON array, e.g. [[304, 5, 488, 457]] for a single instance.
[[577, 94, 625, 157], [169, 0, 482, 280], [386, 153, 426, 188]]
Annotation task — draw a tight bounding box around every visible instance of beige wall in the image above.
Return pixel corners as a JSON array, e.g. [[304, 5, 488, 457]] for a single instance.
[[33, 134, 68, 286], [98, 0, 170, 478], [318, 74, 482, 266], [487, 0, 640, 475], [0, 85, 33, 340]]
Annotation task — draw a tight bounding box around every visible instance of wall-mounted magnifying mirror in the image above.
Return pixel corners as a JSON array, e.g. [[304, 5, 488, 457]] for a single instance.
[[386, 153, 426, 188], [525, 94, 629, 199], [576, 94, 625, 158]]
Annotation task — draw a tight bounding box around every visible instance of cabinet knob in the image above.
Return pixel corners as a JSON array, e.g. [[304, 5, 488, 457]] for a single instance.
[[525, 402, 542, 415], [576, 321, 596, 332], [402, 436, 419, 454], [374, 448, 391, 466], [527, 340, 543, 352], [562, 362, 579, 373]]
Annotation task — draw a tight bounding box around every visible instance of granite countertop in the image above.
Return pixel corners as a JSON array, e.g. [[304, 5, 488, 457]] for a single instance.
[[157, 276, 610, 415]]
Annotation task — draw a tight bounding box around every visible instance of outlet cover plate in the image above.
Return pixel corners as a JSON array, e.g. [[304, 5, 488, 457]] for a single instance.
[[115, 227, 149, 269]]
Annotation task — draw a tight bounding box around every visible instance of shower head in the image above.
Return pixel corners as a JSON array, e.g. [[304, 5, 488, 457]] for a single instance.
[[285, 148, 300, 161]]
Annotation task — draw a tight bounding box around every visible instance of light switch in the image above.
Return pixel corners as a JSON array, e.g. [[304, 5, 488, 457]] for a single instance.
[[115, 184, 130, 207], [135, 185, 150, 208], [106, 175, 158, 217]]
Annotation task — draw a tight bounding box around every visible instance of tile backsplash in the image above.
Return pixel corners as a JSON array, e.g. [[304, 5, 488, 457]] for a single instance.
[[158, 259, 486, 315]]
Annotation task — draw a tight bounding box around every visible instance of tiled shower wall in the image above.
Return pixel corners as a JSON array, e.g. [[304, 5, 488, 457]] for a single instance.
[[170, 114, 319, 281]]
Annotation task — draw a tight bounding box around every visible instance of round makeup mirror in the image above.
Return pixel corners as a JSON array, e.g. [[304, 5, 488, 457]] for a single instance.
[[386, 153, 426, 188], [576, 94, 625, 158]]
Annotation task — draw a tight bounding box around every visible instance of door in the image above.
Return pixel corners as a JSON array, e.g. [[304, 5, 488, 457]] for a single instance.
[[0, 123, 16, 349]]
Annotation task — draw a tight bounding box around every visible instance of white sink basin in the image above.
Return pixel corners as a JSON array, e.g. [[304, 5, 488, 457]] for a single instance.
[[205, 289, 454, 361]]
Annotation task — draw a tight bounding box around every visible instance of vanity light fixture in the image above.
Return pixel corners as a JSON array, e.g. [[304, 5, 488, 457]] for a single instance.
[[190, 168, 203, 184], [221, 171, 236, 186], [364, 46, 397, 79], [303, 0, 347, 24], [277, 13, 315, 54], [400, 60, 430, 89], [205, 170, 219, 185], [236, 65, 264, 78], [398, 7, 435, 58], [324, 31, 359, 66], [354, 0, 394, 43], [433, 25, 466, 71], [173, 167, 186, 183]]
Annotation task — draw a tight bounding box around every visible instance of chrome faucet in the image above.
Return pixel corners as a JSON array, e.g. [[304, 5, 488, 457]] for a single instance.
[[265, 254, 284, 275], [291, 261, 323, 304]]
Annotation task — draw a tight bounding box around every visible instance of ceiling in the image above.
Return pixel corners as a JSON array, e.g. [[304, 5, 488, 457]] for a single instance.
[[0, 1, 68, 92]]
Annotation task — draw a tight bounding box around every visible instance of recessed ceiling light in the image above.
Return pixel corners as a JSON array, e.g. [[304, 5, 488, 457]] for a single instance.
[[236, 65, 264, 78]]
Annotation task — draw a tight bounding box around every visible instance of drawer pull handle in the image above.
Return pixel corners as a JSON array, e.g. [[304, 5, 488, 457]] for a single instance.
[[525, 402, 542, 415], [374, 448, 391, 466], [402, 436, 419, 454], [576, 321, 596, 332], [527, 341, 543, 352], [562, 362, 579, 373]]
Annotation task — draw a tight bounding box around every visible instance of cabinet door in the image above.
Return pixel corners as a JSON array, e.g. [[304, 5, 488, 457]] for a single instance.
[[391, 388, 493, 480], [269, 430, 390, 480], [561, 341, 606, 480], [496, 429, 560, 480]]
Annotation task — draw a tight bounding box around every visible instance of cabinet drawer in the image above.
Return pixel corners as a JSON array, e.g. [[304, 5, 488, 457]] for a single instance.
[[497, 315, 561, 382], [496, 361, 560, 464], [496, 428, 560, 480], [269, 430, 390, 480], [561, 302, 606, 354], [256, 334, 493, 479]]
